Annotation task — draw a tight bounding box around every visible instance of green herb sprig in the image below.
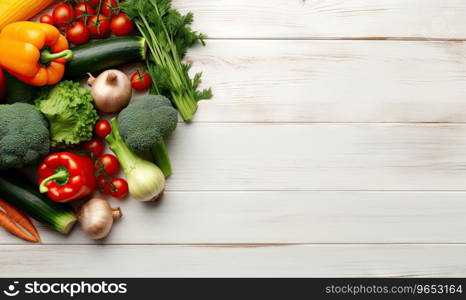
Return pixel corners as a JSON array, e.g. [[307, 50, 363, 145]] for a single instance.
[[121, 0, 212, 121]]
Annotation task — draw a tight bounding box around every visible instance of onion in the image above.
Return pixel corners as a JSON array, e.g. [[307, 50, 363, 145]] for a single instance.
[[88, 70, 132, 113], [78, 198, 122, 240]]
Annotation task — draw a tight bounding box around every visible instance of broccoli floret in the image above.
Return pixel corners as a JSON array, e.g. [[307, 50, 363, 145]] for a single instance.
[[0, 103, 50, 170], [118, 95, 178, 177]]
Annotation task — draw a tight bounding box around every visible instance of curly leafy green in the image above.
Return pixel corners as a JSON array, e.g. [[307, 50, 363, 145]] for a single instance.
[[35, 81, 99, 148], [121, 0, 212, 121]]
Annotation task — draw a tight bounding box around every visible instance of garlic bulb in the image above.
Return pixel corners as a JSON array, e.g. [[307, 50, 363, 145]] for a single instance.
[[78, 198, 122, 240]]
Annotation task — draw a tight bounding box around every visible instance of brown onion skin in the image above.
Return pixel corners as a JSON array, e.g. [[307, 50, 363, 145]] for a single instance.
[[78, 198, 122, 240], [88, 70, 132, 113]]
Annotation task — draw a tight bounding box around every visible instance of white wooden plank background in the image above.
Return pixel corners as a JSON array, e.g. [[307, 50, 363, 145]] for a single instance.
[[2, 0, 466, 277], [174, 0, 466, 40], [190, 40, 466, 122], [3, 245, 466, 277], [2, 191, 466, 244]]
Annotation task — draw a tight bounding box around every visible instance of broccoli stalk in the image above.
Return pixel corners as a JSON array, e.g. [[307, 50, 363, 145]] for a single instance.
[[150, 139, 172, 177], [117, 95, 178, 177]]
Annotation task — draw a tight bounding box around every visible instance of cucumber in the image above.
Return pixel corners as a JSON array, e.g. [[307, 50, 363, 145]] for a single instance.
[[0, 175, 77, 234], [65, 36, 147, 79]]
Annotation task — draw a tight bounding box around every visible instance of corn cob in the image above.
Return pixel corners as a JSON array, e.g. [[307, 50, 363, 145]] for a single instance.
[[0, 0, 55, 31]]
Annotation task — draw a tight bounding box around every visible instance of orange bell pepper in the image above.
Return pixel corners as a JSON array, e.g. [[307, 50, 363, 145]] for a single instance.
[[0, 22, 73, 86]]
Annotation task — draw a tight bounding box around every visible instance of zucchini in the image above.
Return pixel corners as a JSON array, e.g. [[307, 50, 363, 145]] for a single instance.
[[65, 36, 147, 78], [0, 175, 77, 234]]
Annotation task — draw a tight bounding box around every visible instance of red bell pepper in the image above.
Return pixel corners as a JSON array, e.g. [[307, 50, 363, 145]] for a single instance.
[[38, 152, 97, 203], [0, 67, 5, 101]]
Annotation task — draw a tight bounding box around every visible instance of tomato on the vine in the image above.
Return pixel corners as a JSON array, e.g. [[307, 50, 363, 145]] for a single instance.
[[109, 178, 129, 199], [131, 71, 152, 91], [87, 14, 111, 38], [66, 22, 90, 45], [89, 0, 101, 7], [96, 154, 120, 176], [74, 2, 95, 21], [102, 0, 119, 17], [97, 176, 112, 195], [83, 138, 105, 158], [94, 120, 112, 138], [40, 14, 55, 26], [52, 3, 74, 27], [111, 13, 134, 36]]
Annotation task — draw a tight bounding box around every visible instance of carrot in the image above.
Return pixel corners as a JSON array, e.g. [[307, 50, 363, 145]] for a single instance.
[[0, 199, 40, 243], [0, 199, 40, 242]]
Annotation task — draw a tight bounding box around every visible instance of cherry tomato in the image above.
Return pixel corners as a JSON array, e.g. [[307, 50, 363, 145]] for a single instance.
[[102, 0, 119, 17], [131, 71, 152, 91], [40, 14, 55, 26], [74, 2, 95, 20], [97, 176, 112, 195], [66, 22, 90, 45], [111, 13, 134, 36], [83, 138, 105, 158], [95, 120, 112, 138], [90, 0, 101, 6], [87, 14, 111, 38], [109, 178, 129, 199], [96, 154, 120, 176], [52, 3, 74, 27]]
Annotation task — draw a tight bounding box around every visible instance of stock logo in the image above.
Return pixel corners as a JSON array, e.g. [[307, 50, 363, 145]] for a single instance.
[[3, 281, 20, 297], [2, 281, 127, 298]]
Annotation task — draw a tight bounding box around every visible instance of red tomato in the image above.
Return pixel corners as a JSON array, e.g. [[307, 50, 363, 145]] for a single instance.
[[90, 0, 101, 6], [74, 2, 95, 20], [102, 0, 119, 17], [87, 14, 111, 38], [83, 138, 105, 158], [52, 3, 74, 27], [111, 13, 134, 36], [109, 178, 129, 199], [40, 14, 55, 26], [66, 22, 90, 45], [96, 154, 120, 176], [94, 120, 112, 138], [131, 71, 152, 91], [97, 176, 112, 195]]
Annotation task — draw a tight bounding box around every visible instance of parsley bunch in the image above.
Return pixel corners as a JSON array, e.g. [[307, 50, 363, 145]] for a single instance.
[[121, 0, 212, 121]]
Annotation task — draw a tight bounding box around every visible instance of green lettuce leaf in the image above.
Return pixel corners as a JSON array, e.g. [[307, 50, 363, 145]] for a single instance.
[[35, 81, 99, 147]]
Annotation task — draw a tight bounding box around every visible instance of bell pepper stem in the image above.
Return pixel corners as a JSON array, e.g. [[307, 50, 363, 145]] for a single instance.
[[40, 49, 73, 64], [39, 169, 69, 194]]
